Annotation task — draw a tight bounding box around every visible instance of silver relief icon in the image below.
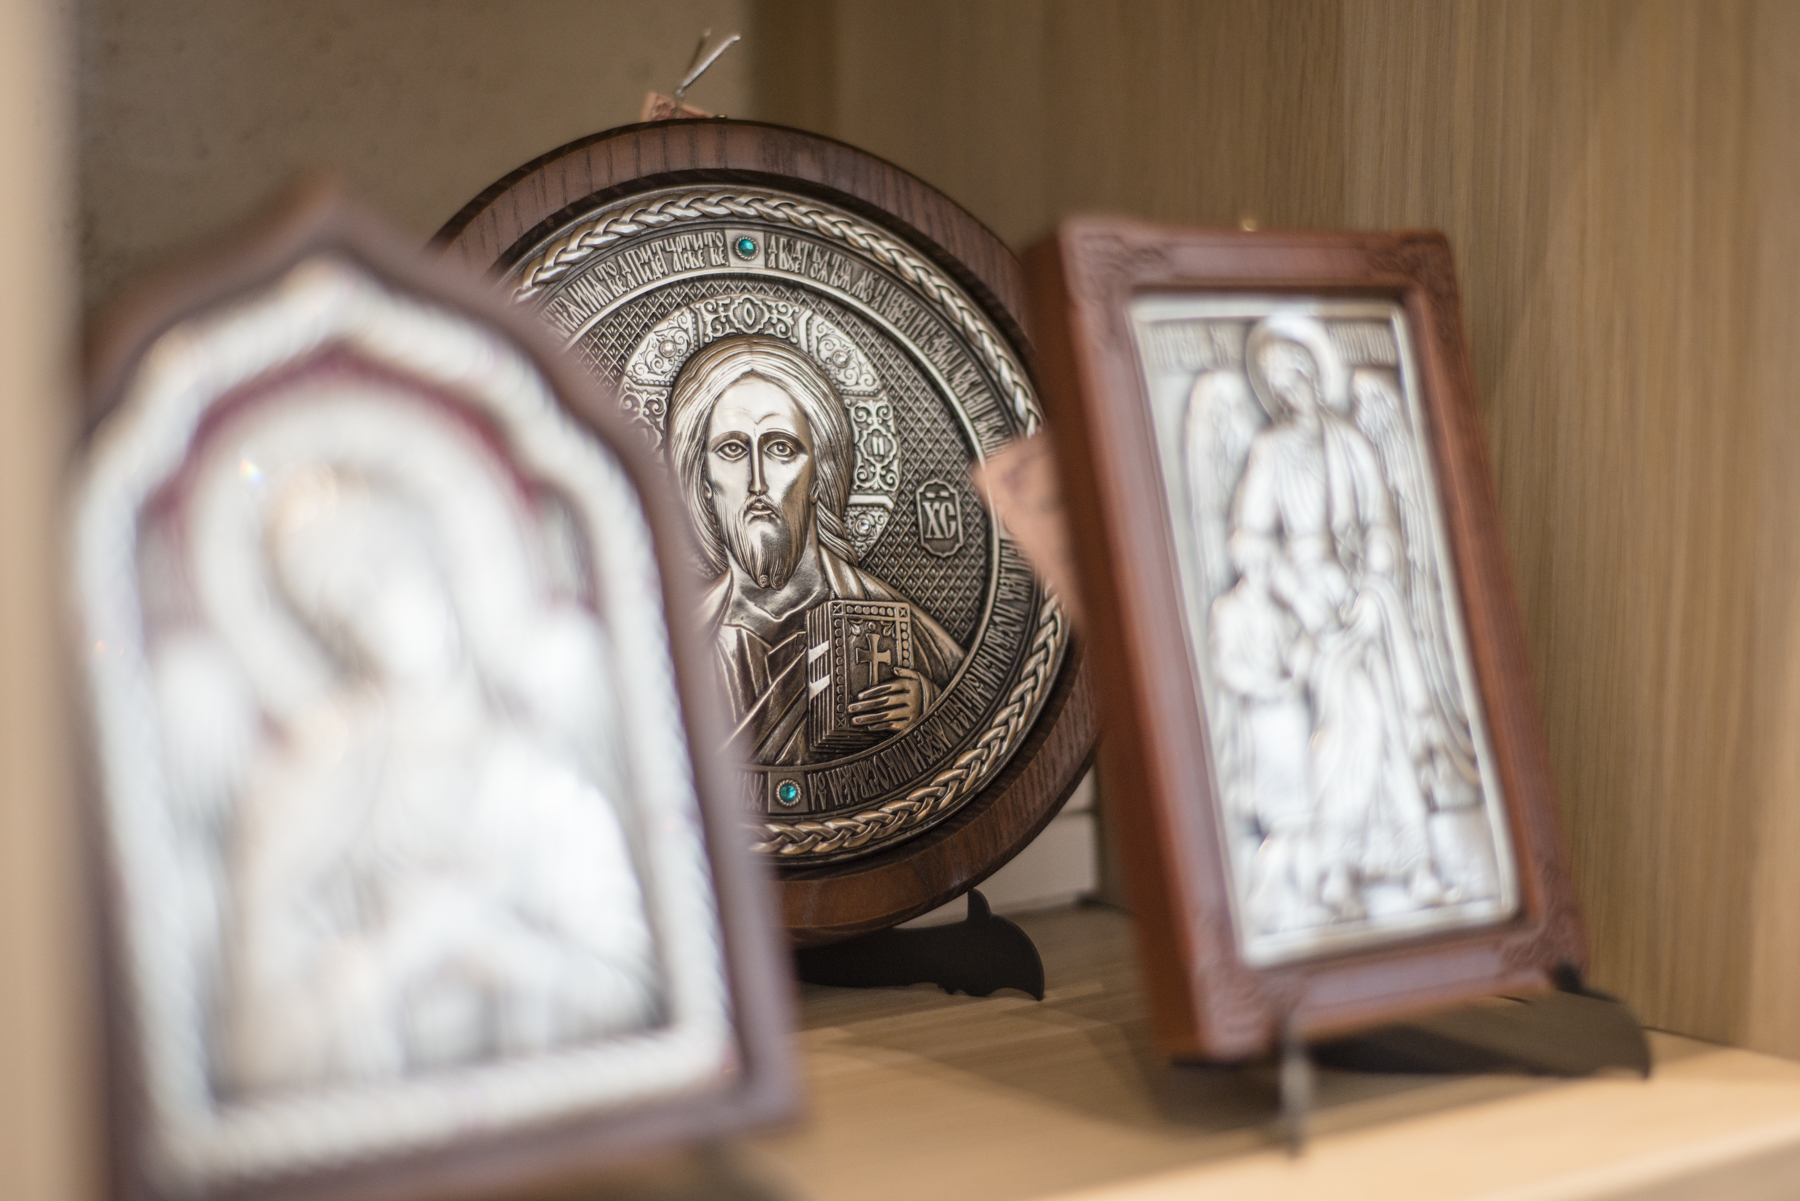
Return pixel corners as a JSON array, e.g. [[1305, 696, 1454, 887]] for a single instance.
[[504, 192, 1066, 862], [1131, 298, 1518, 965], [667, 336, 964, 764], [213, 457, 656, 1094], [73, 259, 733, 1189], [916, 480, 965, 557]]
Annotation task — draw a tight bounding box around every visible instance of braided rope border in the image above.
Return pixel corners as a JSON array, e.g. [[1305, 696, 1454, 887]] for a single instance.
[[752, 598, 1065, 856], [510, 190, 1066, 857], [512, 191, 1038, 435]]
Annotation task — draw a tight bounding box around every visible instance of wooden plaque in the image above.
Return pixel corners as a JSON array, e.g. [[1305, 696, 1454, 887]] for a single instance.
[[438, 121, 1096, 945], [1026, 217, 1585, 1059], [75, 185, 796, 1201]]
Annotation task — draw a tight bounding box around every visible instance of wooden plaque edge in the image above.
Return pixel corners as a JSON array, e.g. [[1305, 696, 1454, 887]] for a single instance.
[[79, 179, 800, 1201], [1024, 215, 1587, 1061], [433, 121, 1099, 945]]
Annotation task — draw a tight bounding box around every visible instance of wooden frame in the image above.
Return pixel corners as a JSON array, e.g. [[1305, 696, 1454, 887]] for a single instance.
[[77, 182, 796, 1201], [437, 121, 1096, 945], [1026, 217, 1585, 1060]]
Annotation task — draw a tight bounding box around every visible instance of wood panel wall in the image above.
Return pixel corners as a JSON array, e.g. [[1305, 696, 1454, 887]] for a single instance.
[[0, 2, 93, 1199], [1745, 0, 1800, 1058], [750, 0, 1800, 1054]]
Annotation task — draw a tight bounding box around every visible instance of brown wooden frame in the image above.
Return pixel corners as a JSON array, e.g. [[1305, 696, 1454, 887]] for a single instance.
[[80, 182, 797, 1201], [1026, 217, 1586, 1061], [437, 121, 1097, 944]]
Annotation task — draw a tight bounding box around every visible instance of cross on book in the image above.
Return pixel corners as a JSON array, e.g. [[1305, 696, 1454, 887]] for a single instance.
[[807, 600, 917, 755]]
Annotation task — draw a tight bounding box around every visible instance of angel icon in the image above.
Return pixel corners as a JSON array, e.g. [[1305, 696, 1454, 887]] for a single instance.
[[1186, 312, 1500, 941]]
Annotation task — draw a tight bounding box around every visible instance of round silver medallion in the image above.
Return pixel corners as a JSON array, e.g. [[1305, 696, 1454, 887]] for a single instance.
[[504, 187, 1067, 864]]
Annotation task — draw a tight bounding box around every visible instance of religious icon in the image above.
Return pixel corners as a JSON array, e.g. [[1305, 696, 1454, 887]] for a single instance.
[[1029, 219, 1583, 1059], [204, 449, 659, 1095], [528, 261, 1064, 857], [441, 146, 1081, 876], [73, 192, 792, 1201], [1147, 302, 1511, 964], [666, 335, 964, 765]]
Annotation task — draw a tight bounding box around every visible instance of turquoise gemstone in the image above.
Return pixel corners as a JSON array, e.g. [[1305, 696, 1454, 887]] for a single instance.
[[776, 780, 800, 805], [735, 236, 757, 259]]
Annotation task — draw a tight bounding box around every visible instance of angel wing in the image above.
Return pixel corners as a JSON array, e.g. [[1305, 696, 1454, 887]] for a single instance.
[[1350, 367, 1481, 806], [1350, 368, 1428, 594], [1183, 368, 1265, 831], [1183, 368, 1264, 605]]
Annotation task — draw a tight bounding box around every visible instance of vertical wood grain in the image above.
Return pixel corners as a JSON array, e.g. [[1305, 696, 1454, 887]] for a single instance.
[[0, 1, 93, 1198], [751, 0, 838, 136], [753, 0, 1800, 1052], [1744, 0, 1800, 1058], [1341, 0, 1763, 1049]]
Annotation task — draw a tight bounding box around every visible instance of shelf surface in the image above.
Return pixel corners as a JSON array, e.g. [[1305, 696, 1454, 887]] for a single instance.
[[726, 905, 1800, 1201]]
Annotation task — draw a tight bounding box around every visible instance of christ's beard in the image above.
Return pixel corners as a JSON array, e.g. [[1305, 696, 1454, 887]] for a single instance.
[[724, 500, 801, 591]]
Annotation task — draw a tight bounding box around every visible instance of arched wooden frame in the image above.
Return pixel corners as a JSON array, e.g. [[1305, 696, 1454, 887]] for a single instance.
[[437, 121, 1098, 945], [81, 183, 797, 1201]]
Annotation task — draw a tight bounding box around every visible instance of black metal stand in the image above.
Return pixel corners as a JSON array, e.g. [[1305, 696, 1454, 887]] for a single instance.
[[1278, 1014, 1311, 1156], [793, 889, 1047, 1000], [1275, 965, 1651, 1154]]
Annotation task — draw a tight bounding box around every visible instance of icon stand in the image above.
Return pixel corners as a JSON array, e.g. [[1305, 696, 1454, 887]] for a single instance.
[[1273, 965, 1651, 1153], [794, 889, 1046, 1000]]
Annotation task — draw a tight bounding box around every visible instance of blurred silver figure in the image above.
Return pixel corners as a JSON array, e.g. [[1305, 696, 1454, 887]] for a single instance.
[[78, 256, 736, 1187], [216, 469, 656, 1093]]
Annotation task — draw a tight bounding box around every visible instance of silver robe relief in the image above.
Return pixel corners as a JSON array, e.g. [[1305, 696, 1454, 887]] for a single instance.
[[1132, 298, 1518, 965], [505, 190, 1066, 862]]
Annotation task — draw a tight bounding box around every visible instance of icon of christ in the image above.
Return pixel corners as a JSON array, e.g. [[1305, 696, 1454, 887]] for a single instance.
[[666, 335, 964, 765]]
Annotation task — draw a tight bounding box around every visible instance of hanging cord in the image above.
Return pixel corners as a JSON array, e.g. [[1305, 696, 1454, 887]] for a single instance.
[[640, 29, 741, 122]]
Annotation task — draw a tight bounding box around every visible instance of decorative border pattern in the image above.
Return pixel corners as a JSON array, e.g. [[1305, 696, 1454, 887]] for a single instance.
[[512, 191, 1038, 437], [511, 190, 1067, 858], [763, 597, 1066, 856]]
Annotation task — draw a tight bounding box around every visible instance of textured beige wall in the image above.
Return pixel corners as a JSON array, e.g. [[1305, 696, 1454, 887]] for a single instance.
[[752, 0, 1800, 1053], [0, 0, 91, 1197], [752, 0, 1353, 246], [78, 0, 752, 309]]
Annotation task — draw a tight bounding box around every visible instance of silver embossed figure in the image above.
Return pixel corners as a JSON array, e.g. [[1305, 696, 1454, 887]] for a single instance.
[[503, 192, 1066, 859], [667, 336, 964, 763], [74, 257, 735, 1187], [1134, 299, 1516, 965], [219, 468, 655, 1092]]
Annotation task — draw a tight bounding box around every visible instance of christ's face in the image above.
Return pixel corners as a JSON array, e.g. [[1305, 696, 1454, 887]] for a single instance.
[[706, 375, 816, 590]]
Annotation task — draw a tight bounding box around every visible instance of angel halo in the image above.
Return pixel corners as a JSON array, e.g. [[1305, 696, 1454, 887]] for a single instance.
[[1134, 299, 1519, 966]]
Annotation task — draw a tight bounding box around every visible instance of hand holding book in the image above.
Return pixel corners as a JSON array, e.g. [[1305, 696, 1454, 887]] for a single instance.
[[847, 667, 929, 733]]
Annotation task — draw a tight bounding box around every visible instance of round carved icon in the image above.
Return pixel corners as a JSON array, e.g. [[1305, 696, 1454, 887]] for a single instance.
[[439, 122, 1093, 938]]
